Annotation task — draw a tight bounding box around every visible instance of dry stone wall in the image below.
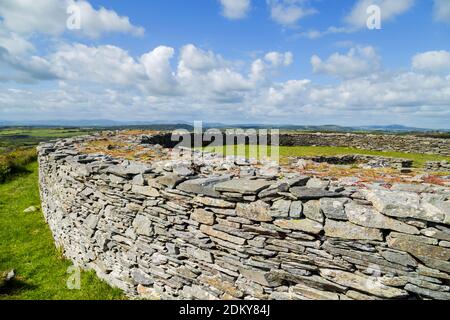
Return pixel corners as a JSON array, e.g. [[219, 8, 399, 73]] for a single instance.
[[143, 132, 450, 156], [279, 133, 450, 156], [38, 135, 450, 300]]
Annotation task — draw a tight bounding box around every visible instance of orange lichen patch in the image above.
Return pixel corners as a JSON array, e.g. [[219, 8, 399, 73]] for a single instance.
[[291, 162, 447, 185], [118, 130, 162, 136], [422, 175, 447, 186], [78, 138, 170, 162]]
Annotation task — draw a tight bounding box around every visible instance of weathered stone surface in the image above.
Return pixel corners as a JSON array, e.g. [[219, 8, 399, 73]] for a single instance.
[[236, 201, 272, 222], [290, 187, 341, 200], [177, 175, 232, 197], [421, 227, 450, 242], [156, 173, 185, 188], [387, 235, 450, 261], [379, 249, 418, 267], [200, 225, 246, 245], [239, 267, 283, 287], [132, 185, 160, 197], [186, 247, 214, 263], [198, 275, 243, 298], [270, 200, 291, 218], [405, 284, 450, 300], [303, 200, 323, 223], [215, 179, 272, 195], [345, 202, 420, 235], [289, 201, 303, 219], [291, 283, 340, 300], [274, 219, 323, 234], [191, 209, 215, 225], [133, 214, 153, 236], [320, 269, 409, 299], [306, 178, 330, 189], [365, 190, 445, 223], [193, 196, 235, 208], [324, 220, 383, 241], [320, 198, 349, 221]]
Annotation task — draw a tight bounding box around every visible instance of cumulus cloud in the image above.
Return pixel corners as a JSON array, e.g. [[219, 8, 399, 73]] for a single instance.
[[219, 0, 251, 19], [433, 0, 450, 24], [265, 51, 293, 67], [268, 0, 316, 27], [0, 0, 144, 38], [344, 0, 414, 29], [1, 41, 450, 128], [0, 25, 34, 55], [311, 46, 381, 79], [303, 0, 414, 39], [412, 50, 450, 74]]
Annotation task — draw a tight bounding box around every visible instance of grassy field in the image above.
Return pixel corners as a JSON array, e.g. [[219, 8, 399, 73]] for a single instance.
[[203, 145, 450, 168], [0, 162, 124, 300], [0, 127, 95, 151]]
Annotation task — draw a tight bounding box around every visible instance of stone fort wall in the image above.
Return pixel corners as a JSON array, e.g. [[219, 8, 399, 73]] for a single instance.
[[143, 132, 450, 156], [37, 135, 450, 300]]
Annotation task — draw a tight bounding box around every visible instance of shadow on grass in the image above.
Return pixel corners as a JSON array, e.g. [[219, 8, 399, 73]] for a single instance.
[[0, 278, 37, 297]]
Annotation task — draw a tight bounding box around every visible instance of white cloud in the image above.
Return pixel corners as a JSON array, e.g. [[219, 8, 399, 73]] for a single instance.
[[264, 51, 293, 67], [219, 0, 251, 19], [268, 0, 316, 27], [0, 0, 144, 38], [433, 0, 450, 24], [179, 44, 224, 71], [344, 0, 414, 29], [311, 46, 381, 78], [303, 0, 414, 39], [412, 50, 450, 74], [0, 25, 34, 55], [1, 42, 450, 128]]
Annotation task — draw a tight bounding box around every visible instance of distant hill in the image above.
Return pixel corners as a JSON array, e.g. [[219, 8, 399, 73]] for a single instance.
[[0, 120, 448, 133]]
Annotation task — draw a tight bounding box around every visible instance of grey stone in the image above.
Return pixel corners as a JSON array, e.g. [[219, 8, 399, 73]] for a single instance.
[[132, 185, 160, 197], [156, 173, 185, 188], [236, 201, 272, 222], [306, 178, 330, 189], [379, 249, 418, 267], [177, 175, 232, 197], [289, 201, 303, 219], [405, 284, 450, 300], [320, 269, 408, 299], [387, 235, 450, 261], [303, 200, 323, 223], [345, 202, 420, 234], [193, 196, 235, 208], [324, 220, 383, 241], [215, 179, 272, 195], [191, 209, 215, 225], [239, 267, 283, 287], [274, 219, 323, 235], [270, 200, 291, 218], [290, 187, 341, 200], [320, 198, 349, 221]]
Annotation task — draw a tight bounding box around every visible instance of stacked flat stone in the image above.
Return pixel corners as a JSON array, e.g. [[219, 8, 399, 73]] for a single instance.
[[37, 136, 450, 300]]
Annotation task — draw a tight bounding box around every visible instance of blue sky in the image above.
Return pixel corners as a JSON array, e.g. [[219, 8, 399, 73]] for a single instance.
[[0, 0, 450, 128]]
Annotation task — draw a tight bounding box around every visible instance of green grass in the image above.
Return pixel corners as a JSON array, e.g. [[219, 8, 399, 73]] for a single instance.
[[0, 162, 125, 300], [0, 127, 95, 151], [203, 145, 449, 168]]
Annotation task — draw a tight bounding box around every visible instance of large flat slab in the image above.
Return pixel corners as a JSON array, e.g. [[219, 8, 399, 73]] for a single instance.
[[214, 179, 272, 195]]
